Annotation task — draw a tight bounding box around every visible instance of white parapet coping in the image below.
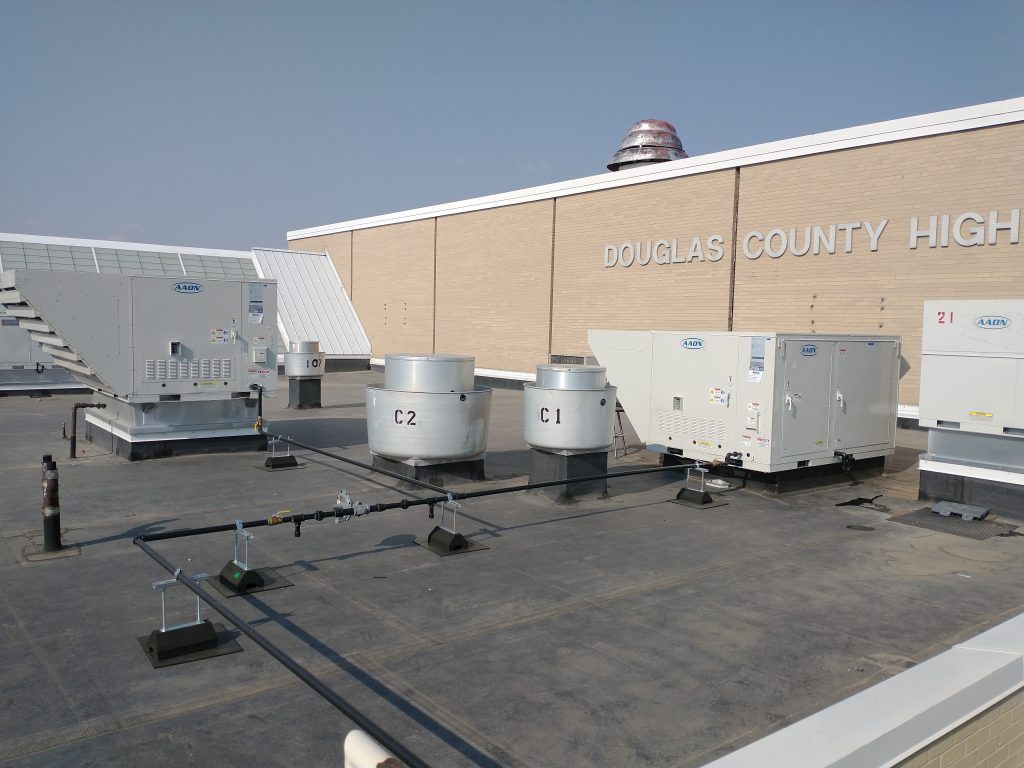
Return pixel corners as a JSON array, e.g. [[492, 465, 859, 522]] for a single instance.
[[701, 614, 1024, 768]]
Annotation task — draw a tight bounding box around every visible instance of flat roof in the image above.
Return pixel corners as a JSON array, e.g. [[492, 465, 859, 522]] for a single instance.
[[288, 96, 1024, 240], [2, 372, 1023, 766]]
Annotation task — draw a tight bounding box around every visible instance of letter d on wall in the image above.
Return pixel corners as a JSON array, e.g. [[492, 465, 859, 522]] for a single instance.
[[603, 245, 618, 268]]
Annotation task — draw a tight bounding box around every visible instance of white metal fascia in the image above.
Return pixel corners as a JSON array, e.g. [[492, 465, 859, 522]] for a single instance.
[[287, 96, 1024, 240], [0, 232, 253, 260]]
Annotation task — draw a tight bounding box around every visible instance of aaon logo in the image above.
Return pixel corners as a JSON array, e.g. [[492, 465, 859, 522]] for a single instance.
[[680, 337, 704, 350], [974, 315, 1011, 329], [800, 344, 818, 357], [172, 281, 203, 295]]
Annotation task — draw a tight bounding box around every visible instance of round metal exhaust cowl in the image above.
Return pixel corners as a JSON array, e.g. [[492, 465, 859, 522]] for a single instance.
[[535, 364, 607, 391], [614, 130, 683, 153], [367, 353, 492, 463], [383, 353, 475, 393], [524, 364, 616, 453], [284, 340, 326, 379], [608, 118, 687, 171]]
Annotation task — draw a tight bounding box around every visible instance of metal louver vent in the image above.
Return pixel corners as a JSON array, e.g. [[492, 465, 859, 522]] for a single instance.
[[549, 354, 598, 365], [656, 411, 727, 442]]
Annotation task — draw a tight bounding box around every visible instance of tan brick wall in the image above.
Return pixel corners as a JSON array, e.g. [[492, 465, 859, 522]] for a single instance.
[[896, 686, 1024, 768], [351, 220, 435, 356], [288, 232, 353, 296], [288, 123, 1023, 388], [733, 124, 1024, 404], [435, 201, 554, 370], [551, 172, 736, 358]]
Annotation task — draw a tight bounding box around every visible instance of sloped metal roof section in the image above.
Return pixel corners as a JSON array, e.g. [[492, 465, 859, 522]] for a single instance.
[[251, 248, 370, 358], [0, 233, 259, 278]]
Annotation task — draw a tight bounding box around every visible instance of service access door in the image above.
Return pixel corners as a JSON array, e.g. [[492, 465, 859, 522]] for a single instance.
[[779, 339, 834, 458], [831, 340, 897, 451]]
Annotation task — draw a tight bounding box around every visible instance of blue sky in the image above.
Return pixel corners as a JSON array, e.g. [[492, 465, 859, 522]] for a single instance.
[[1, 0, 1022, 249]]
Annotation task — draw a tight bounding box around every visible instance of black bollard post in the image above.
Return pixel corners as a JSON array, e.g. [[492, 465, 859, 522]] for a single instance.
[[40, 453, 52, 497], [42, 459, 61, 552]]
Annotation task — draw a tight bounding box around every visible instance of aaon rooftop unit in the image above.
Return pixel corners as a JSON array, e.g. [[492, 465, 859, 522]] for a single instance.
[[588, 331, 901, 473], [918, 299, 1024, 512], [0, 270, 278, 459]]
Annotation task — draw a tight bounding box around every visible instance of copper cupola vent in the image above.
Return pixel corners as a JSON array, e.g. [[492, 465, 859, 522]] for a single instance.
[[607, 119, 687, 171]]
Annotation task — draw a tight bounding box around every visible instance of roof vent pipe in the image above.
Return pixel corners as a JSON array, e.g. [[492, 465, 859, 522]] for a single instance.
[[607, 119, 687, 171]]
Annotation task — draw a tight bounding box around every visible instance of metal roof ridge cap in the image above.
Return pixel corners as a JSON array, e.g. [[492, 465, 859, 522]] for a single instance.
[[287, 96, 1024, 240]]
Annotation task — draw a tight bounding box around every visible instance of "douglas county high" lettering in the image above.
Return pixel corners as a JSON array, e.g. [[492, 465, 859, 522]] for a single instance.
[[602, 209, 1020, 268]]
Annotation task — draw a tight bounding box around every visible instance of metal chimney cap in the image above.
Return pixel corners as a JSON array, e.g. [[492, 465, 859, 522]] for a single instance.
[[608, 118, 687, 171]]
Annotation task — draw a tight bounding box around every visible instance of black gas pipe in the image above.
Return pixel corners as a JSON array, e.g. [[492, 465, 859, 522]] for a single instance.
[[133, 537, 433, 768], [139, 461, 697, 544], [69, 402, 107, 459], [249, 383, 449, 496]]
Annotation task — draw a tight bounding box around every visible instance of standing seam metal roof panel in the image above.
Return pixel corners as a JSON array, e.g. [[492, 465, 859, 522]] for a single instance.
[[251, 248, 370, 357]]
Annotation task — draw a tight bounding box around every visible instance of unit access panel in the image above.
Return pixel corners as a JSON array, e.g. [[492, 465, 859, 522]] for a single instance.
[[919, 299, 1024, 435], [131, 277, 278, 401]]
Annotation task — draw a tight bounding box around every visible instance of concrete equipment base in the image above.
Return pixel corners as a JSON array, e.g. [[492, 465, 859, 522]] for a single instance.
[[288, 378, 322, 409], [86, 422, 267, 461], [528, 449, 608, 503], [919, 468, 1024, 520], [372, 455, 486, 485]]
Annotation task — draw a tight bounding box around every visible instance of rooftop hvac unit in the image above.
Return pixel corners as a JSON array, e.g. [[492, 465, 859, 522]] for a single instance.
[[588, 330, 901, 473], [918, 300, 1024, 513], [0, 306, 82, 391], [0, 271, 278, 459]]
